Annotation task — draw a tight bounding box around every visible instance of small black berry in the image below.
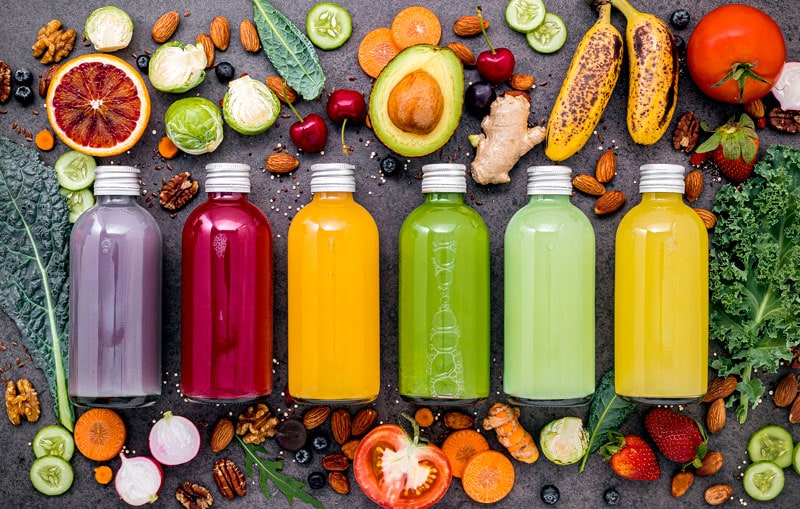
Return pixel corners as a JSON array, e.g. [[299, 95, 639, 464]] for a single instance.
[[541, 485, 560, 505], [13, 68, 33, 87], [670, 9, 690, 29], [307, 471, 326, 490], [603, 487, 621, 505], [294, 448, 312, 465], [135, 54, 150, 73], [215, 62, 235, 83], [14, 86, 34, 106], [380, 154, 400, 175]]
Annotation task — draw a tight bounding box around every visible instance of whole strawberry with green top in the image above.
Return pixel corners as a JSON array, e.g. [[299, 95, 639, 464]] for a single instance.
[[695, 113, 759, 184], [600, 432, 661, 481], [644, 407, 707, 467]]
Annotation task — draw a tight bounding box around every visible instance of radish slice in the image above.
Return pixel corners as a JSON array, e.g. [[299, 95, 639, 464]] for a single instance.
[[772, 62, 800, 110], [115, 453, 163, 506], [148, 411, 201, 466]]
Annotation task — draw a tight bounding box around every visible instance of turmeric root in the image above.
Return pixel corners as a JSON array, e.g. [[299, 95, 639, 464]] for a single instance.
[[469, 94, 546, 185], [482, 402, 539, 463]]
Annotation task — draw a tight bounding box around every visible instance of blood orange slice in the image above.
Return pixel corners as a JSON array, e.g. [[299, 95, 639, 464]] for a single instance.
[[47, 54, 150, 157]]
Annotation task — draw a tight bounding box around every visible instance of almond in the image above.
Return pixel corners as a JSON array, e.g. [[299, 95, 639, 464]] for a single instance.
[[152, 11, 180, 43], [453, 16, 489, 37], [447, 42, 476, 67], [671, 471, 694, 498], [509, 73, 535, 91], [744, 98, 765, 119], [684, 169, 703, 202], [706, 398, 727, 434], [704, 484, 733, 506], [341, 439, 360, 460], [443, 411, 474, 430], [302, 406, 331, 430], [595, 149, 617, 183], [265, 76, 298, 104], [696, 451, 724, 477], [210, 16, 231, 51], [594, 190, 626, 215], [773, 373, 798, 408], [572, 174, 606, 196], [693, 208, 717, 229], [240, 19, 261, 52], [331, 409, 351, 445], [703, 375, 738, 403], [196, 33, 214, 68], [266, 153, 300, 174], [210, 418, 235, 453], [328, 471, 350, 494], [789, 394, 800, 424], [351, 408, 377, 436]]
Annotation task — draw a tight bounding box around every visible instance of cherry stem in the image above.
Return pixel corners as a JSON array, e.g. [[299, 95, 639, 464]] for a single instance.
[[340, 118, 350, 156], [283, 83, 304, 122], [476, 6, 495, 54]]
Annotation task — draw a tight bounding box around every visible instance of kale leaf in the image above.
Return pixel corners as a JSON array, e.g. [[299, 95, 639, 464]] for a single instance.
[[0, 137, 73, 430], [579, 370, 636, 472], [710, 144, 800, 423]]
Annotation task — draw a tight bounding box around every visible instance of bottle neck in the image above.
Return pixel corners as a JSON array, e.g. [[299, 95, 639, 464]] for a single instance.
[[208, 191, 250, 202], [97, 195, 137, 206], [313, 191, 354, 202], [424, 192, 464, 204], [528, 193, 570, 204], [641, 191, 683, 203]]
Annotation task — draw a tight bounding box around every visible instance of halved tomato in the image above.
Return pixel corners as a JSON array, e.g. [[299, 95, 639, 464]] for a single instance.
[[354, 417, 452, 508]]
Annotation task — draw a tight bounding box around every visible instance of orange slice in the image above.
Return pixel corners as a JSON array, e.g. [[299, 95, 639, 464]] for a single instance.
[[47, 53, 150, 157]]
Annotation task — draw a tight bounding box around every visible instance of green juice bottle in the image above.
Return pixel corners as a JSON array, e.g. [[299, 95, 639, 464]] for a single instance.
[[504, 166, 595, 405], [398, 164, 490, 404]]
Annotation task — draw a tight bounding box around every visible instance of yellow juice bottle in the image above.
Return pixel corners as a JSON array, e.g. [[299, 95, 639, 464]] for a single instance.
[[615, 164, 708, 404], [287, 163, 380, 404]]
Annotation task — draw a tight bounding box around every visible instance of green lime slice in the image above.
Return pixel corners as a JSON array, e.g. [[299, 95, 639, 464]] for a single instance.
[[505, 0, 546, 33], [30, 455, 74, 496], [526, 12, 567, 54], [54, 150, 96, 191], [61, 188, 95, 223], [743, 461, 785, 502], [747, 424, 794, 469], [32, 425, 75, 461], [306, 2, 353, 50]]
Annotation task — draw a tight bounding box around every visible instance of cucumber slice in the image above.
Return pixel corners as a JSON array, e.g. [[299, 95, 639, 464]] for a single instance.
[[54, 150, 96, 191], [747, 425, 794, 468], [526, 12, 567, 54], [30, 455, 74, 496], [32, 425, 75, 461], [793, 441, 800, 475], [743, 461, 785, 502], [505, 0, 546, 33], [61, 188, 95, 223], [306, 2, 353, 50]]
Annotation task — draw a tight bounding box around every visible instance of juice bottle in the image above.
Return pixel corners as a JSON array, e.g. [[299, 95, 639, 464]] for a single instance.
[[69, 166, 162, 407], [398, 164, 490, 404], [504, 166, 595, 406], [615, 163, 708, 404], [287, 163, 380, 404], [181, 163, 273, 402]]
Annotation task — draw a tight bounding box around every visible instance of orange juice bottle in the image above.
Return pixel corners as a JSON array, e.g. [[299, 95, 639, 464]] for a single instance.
[[615, 164, 708, 404], [287, 163, 380, 404]]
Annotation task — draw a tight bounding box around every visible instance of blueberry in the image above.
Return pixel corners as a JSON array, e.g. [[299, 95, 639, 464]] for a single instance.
[[135, 54, 150, 73], [13, 68, 33, 87], [13, 86, 34, 106], [670, 9, 690, 29], [603, 487, 621, 505], [311, 434, 329, 452], [307, 471, 326, 490], [541, 485, 560, 505], [380, 154, 400, 176], [294, 447, 312, 465], [215, 62, 235, 83]]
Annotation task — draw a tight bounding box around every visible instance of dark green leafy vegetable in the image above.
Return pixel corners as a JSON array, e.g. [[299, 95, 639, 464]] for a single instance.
[[709, 144, 800, 423], [253, 0, 325, 100], [579, 370, 636, 472], [0, 137, 73, 431], [237, 435, 324, 509]]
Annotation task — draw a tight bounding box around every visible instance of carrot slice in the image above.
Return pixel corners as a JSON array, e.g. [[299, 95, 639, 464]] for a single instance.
[[34, 129, 55, 151], [461, 450, 515, 504], [357, 27, 400, 78], [158, 135, 179, 159], [442, 429, 490, 478], [94, 465, 113, 485], [74, 408, 127, 462], [414, 407, 435, 428], [390, 6, 442, 49]]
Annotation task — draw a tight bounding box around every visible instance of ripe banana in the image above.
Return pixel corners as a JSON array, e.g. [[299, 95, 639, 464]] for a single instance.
[[545, 3, 623, 162], [610, 0, 679, 145]]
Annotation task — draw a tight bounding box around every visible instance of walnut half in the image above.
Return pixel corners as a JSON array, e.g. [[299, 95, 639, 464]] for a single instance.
[[235, 403, 278, 444], [32, 20, 76, 64], [5, 379, 40, 425]]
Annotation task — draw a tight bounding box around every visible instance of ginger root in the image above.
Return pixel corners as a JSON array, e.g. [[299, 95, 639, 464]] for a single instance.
[[470, 94, 546, 185], [482, 401, 539, 463]]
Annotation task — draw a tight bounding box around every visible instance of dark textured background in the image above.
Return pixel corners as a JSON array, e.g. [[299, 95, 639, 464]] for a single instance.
[[0, 0, 798, 507]]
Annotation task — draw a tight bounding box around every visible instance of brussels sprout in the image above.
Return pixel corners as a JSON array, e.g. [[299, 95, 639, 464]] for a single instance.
[[540, 416, 589, 466], [149, 42, 207, 93], [164, 97, 224, 155], [222, 76, 281, 135], [85, 6, 134, 52]]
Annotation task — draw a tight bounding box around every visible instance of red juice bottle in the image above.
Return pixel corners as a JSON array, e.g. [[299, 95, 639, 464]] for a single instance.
[[181, 163, 273, 401]]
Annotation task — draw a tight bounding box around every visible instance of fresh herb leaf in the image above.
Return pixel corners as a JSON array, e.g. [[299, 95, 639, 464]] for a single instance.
[[253, 0, 325, 100], [579, 370, 636, 472], [236, 435, 324, 509], [710, 144, 800, 423], [0, 137, 73, 430]]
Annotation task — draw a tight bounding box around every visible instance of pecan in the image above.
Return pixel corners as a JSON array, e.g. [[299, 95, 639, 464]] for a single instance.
[[767, 107, 800, 133], [176, 482, 214, 509], [213, 458, 246, 499], [32, 20, 76, 64], [38, 64, 60, 98], [322, 453, 349, 472], [236, 403, 279, 444], [159, 172, 199, 211], [0, 60, 10, 104], [6, 379, 40, 425], [351, 408, 377, 436], [672, 112, 701, 153]]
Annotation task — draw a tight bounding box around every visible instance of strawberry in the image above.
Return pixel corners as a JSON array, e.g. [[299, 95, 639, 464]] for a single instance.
[[644, 407, 707, 467], [600, 432, 661, 481], [695, 113, 759, 184]]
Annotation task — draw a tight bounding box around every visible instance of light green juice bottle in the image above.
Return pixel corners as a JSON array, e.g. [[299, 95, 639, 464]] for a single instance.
[[504, 166, 595, 405], [398, 164, 490, 404]]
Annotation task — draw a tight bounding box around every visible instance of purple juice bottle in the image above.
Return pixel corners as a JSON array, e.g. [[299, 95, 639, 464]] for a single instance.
[[69, 166, 163, 407]]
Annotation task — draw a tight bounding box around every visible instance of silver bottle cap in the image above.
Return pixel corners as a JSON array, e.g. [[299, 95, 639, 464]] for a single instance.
[[421, 164, 467, 193], [526, 165, 573, 195], [93, 165, 141, 196], [639, 164, 685, 193], [205, 163, 251, 193], [310, 163, 356, 193]]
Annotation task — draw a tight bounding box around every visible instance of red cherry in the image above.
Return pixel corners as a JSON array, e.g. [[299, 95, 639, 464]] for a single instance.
[[290, 113, 328, 153], [477, 47, 515, 83], [326, 89, 367, 155]]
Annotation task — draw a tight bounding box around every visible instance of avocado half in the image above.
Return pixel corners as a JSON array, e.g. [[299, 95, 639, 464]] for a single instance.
[[369, 44, 464, 158]]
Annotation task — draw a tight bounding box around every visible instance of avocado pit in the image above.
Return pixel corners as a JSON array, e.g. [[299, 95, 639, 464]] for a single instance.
[[387, 70, 443, 135]]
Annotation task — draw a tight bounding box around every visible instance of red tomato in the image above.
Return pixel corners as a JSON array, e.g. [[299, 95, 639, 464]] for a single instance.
[[353, 421, 452, 508], [687, 4, 785, 104]]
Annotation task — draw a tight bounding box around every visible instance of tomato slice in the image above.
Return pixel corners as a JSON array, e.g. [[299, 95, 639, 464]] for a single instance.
[[354, 420, 452, 509]]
